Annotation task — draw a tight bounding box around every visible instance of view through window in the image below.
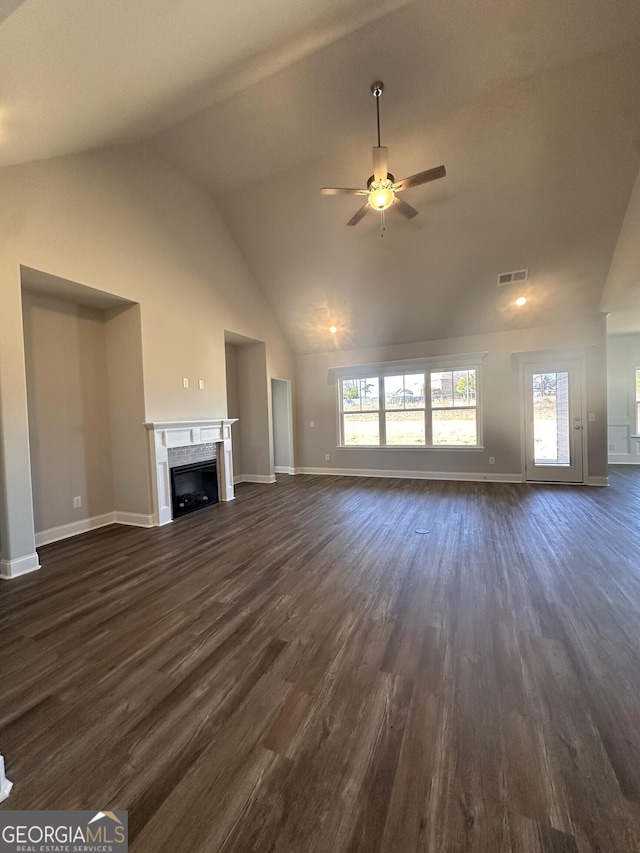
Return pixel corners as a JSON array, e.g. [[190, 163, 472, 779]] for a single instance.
[[340, 364, 479, 447]]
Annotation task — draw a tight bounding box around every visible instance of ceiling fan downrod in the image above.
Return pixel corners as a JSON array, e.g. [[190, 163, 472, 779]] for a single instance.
[[371, 81, 383, 148]]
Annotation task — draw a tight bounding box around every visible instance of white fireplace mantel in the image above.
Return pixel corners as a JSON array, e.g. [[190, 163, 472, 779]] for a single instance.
[[145, 419, 237, 525]]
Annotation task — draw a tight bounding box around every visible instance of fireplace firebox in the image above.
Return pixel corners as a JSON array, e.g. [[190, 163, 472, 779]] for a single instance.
[[170, 459, 218, 519]]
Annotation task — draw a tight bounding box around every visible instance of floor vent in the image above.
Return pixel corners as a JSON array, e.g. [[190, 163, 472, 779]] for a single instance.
[[498, 268, 528, 285]]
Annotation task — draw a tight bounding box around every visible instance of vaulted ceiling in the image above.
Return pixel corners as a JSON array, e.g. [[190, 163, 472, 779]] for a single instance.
[[3, 0, 640, 352]]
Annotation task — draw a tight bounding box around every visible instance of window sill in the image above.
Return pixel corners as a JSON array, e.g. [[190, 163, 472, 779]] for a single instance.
[[337, 445, 485, 452]]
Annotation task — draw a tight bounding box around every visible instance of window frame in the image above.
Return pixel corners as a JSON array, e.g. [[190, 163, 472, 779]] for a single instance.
[[334, 353, 486, 449]]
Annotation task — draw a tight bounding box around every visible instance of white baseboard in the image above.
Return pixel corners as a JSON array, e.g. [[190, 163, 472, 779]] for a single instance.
[[35, 509, 155, 547], [35, 512, 116, 547], [234, 474, 277, 485], [586, 476, 609, 486], [0, 552, 41, 580], [274, 466, 296, 474], [113, 511, 155, 527], [296, 467, 522, 483]]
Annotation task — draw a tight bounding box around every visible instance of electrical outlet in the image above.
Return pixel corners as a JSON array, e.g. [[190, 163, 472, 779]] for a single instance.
[[182, 377, 189, 388], [73, 496, 82, 508], [325, 454, 330, 461], [310, 420, 315, 428], [609, 443, 615, 451], [488, 456, 495, 465]]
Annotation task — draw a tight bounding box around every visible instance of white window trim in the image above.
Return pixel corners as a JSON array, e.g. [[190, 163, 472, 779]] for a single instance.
[[330, 352, 487, 381], [334, 353, 486, 450]]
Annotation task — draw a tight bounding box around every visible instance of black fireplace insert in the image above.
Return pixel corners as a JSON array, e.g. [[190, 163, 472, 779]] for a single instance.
[[170, 459, 218, 519]]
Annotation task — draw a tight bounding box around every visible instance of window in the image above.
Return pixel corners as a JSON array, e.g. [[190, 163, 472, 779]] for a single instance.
[[431, 369, 477, 445], [384, 373, 425, 445], [342, 377, 380, 445], [336, 356, 483, 448], [636, 368, 640, 434]]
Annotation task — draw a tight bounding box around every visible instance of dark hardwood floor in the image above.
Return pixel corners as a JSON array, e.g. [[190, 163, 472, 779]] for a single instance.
[[2, 468, 640, 851]]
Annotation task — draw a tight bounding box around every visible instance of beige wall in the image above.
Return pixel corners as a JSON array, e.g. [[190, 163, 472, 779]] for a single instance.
[[607, 333, 640, 464], [237, 342, 273, 481], [602, 165, 640, 311], [295, 319, 608, 482], [224, 342, 242, 480], [22, 291, 115, 533], [104, 303, 151, 517], [0, 143, 294, 574]]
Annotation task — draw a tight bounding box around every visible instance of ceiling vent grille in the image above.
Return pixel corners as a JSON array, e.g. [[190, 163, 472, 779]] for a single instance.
[[498, 269, 528, 286]]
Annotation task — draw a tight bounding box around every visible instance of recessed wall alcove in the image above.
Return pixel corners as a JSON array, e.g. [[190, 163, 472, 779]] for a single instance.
[[20, 266, 152, 548]]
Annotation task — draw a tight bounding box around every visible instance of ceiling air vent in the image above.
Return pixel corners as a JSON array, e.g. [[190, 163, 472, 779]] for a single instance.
[[498, 269, 528, 286]]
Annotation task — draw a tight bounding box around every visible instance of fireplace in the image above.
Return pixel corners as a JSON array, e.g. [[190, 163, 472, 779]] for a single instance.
[[170, 459, 218, 518], [145, 419, 237, 526]]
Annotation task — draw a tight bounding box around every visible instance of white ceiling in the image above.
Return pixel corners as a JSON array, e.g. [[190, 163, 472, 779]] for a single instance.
[[3, 0, 640, 352]]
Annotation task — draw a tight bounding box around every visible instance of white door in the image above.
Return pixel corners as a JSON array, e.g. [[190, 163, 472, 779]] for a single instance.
[[523, 361, 584, 483]]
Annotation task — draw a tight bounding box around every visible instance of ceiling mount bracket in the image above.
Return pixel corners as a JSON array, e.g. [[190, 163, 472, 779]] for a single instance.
[[371, 81, 384, 98]]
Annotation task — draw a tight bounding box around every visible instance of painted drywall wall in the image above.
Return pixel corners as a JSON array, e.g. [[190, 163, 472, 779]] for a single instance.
[[607, 333, 640, 463], [224, 342, 242, 479], [22, 291, 115, 533], [602, 165, 640, 310], [0, 143, 294, 572], [295, 319, 608, 482], [237, 343, 273, 481], [104, 303, 151, 517]]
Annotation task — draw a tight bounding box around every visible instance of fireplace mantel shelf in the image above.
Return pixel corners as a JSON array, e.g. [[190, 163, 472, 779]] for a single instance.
[[145, 418, 237, 431], [146, 418, 237, 525]]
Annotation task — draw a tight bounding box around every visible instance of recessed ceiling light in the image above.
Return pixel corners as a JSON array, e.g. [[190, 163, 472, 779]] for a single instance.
[[329, 325, 338, 334], [515, 296, 527, 307]]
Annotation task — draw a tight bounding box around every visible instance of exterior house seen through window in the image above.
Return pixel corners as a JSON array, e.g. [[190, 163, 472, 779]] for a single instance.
[[339, 361, 480, 447]]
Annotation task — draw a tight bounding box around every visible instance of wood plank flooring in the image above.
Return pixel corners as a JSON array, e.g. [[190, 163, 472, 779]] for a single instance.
[[2, 468, 640, 851]]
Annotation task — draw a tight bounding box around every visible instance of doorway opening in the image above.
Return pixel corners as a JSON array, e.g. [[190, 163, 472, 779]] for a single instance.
[[272, 378, 294, 474]]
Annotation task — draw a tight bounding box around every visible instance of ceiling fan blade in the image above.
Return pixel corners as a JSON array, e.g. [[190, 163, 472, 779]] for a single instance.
[[347, 202, 370, 226], [321, 187, 368, 195], [373, 146, 388, 182], [393, 196, 419, 219], [394, 165, 446, 192]]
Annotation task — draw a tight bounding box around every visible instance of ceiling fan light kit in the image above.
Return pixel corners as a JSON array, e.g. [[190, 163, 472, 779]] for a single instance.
[[321, 80, 446, 233]]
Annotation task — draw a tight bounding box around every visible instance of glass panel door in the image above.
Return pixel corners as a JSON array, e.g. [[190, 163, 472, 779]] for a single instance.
[[524, 361, 584, 483]]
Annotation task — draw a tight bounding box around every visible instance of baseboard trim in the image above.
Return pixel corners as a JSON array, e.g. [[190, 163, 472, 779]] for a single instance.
[[296, 467, 522, 483], [0, 552, 41, 580], [113, 511, 155, 527], [274, 466, 296, 475], [586, 476, 609, 487], [235, 474, 277, 485], [35, 510, 155, 547]]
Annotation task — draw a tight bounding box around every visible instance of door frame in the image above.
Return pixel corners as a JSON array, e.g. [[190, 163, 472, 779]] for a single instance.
[[519, 354, 588, 484]]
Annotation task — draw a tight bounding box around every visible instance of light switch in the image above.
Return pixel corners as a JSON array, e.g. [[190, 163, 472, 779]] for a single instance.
[[182, 377, 189, 388], [310, 420, 315, 428], [198, 379, 205, 390]]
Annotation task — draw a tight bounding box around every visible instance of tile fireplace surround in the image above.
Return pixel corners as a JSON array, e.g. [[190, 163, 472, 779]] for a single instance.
[[145, 419, 237, 525]]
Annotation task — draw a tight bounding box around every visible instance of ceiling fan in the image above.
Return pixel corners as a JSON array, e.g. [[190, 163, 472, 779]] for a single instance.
[[321, 81, 446, 231]]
